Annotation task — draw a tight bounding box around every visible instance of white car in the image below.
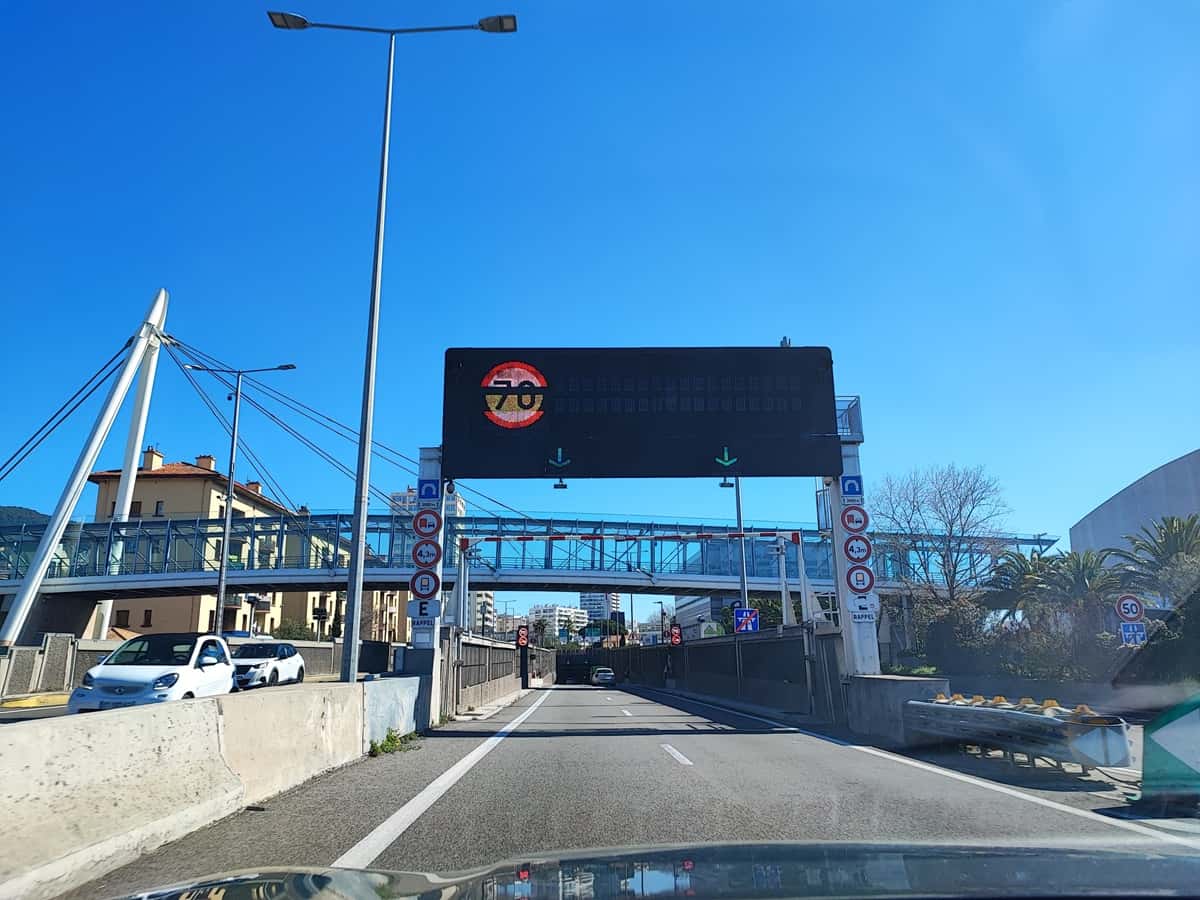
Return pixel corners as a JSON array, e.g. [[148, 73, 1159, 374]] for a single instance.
[[68, 633, 234, 713], [232, 642, 305, 689]]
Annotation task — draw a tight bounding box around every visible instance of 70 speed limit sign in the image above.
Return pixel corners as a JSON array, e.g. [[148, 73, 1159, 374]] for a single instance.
[[1115, 594, 1144, 623]]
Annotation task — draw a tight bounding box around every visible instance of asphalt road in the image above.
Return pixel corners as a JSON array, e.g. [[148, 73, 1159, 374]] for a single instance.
[[66, 685, 1198, 899]]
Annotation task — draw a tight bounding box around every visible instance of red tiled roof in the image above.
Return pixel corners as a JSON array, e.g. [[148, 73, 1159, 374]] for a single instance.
[[88, 462, 290, 514]]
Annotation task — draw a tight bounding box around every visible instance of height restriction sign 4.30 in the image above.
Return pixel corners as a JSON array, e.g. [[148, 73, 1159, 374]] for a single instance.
[[411, 539, 442, 568], [843, 535, 872, 564]]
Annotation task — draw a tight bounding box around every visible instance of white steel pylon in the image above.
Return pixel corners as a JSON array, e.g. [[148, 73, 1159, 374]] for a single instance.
[[0, 289, 168, 647]]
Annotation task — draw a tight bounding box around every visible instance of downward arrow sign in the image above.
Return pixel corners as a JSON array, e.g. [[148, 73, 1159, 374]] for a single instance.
[[548, 447, 571, 468], [715, 447, 738, 467]]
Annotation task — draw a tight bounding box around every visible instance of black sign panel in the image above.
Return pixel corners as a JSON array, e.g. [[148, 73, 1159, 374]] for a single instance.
[[441, 347, 842, 479]]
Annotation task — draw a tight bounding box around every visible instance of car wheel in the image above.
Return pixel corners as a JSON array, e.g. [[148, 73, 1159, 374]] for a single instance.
[[296, 667, 304, 683], [268, 669, 279, 686]]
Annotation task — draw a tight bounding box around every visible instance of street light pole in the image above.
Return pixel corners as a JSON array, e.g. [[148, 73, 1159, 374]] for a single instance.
[[267, 9, 517, 684], [183, 363, 295, 638], [734, 476, 749, 611]]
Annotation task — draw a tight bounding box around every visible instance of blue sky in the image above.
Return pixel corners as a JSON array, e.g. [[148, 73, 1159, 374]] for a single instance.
[[2, 1, 1198, 615]]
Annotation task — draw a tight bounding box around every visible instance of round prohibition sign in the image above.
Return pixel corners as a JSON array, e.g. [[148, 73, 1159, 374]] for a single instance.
[[841, 505, 869, 533], [482, 360, 548, 429], [843, 535, 872, 564], [411, 570, 441, 601], [846, 564, 875, 594], [1115, 594, 1144, 623], [412, 508, 442, 538], [411, 539, 442, 568]]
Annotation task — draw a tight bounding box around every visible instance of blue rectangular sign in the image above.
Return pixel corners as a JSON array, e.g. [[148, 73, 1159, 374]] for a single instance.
[[417, 479, 441, 502], [734, 607, 760, 633], [1120, 622, 1147, 646]]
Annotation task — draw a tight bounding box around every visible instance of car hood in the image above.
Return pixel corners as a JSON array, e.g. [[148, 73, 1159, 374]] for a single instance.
[[115, 841, 1200, 899], [91, 664, 187, 684]]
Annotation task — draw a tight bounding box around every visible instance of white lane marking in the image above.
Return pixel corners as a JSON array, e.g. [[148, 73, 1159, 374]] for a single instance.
[[632, 686, 1200, 850], [333, 689, 553, 868], [661, 743, 693, 766], [622, 709, 633, 717], [850, 745, 1200, 852]]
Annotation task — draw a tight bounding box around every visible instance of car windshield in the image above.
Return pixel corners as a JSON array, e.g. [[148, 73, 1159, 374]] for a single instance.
[[5, 4, 1200, 899], [104, 636, 195, 667], [233, 644, 280, 659]]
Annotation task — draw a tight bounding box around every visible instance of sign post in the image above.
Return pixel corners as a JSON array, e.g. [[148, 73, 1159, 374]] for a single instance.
[[409, 446, 447, 729], [829, 457, 881, 676]]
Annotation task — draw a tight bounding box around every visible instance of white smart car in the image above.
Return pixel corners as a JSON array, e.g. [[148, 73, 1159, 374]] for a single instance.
[[232, 641, 306, 689], [68, 633, 234, 713]]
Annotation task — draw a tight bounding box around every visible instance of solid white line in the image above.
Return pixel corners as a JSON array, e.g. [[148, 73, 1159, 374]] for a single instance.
[[850, 745, 1200, 851], [333, 689, 553, 869], [661, 743, 693, 766], [622, 709, 633, 717], [632, 685, 1200, 850]]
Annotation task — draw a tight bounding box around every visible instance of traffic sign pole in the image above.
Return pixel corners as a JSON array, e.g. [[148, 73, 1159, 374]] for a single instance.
[[828, 446, 881, 676]]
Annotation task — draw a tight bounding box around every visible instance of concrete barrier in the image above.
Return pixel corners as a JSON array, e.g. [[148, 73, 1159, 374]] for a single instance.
[[363, 677, 420, 746], [846, 674, 950, 745], [0, 674, 422, 899], [0, 699, 243, 900], [217, 684, 365, 806]]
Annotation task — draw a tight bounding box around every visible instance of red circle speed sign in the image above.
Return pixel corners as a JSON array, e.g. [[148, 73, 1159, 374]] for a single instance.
[[412, 508, 442, 538], [411, 539, 442, 568], [841, 505, 869, 533], [1115, 594, 1144, 623], [846, 564, 875, 594], [482, 361, 547, 430], [843, 535, 872, 564], [410, 570, 441, 601]]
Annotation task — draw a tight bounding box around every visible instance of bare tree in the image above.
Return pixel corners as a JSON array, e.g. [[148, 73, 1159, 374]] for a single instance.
[[872, 463, 1010, 616]]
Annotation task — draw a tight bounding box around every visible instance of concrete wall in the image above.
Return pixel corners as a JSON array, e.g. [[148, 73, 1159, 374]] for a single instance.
[[0, 675, 421, 900], [846, 674, 950, 746]]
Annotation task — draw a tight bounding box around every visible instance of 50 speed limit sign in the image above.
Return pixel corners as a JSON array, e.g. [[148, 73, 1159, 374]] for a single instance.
[[1115, 594, 1144, 623]]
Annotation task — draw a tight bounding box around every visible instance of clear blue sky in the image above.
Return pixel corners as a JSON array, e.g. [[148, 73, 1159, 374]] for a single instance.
[[2, 2, 1198, 615]]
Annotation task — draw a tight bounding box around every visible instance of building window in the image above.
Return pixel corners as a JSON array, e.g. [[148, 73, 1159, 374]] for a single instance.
[[207, 610, 216, 631], [241, 614, 248, 631], [154, 500, 165, 517], [130, 501, 142, 517], [115, 609, 130, 628], [141, 609, 153, 627], [110, 502, 115, 516]]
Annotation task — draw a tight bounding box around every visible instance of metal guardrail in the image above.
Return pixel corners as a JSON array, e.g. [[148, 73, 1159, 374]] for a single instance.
[[904, 694, 1132, 770]]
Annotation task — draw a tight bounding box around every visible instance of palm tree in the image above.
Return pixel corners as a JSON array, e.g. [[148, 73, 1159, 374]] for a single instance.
[[531, 618, 549, 645], [1042, 550, 1123, 646], [1110, 514, 1200, 606], [989, 550, 1055, 629]]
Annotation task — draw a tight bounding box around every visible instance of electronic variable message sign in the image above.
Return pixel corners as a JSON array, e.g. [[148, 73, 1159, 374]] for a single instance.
[[441, 347, 842, 479]]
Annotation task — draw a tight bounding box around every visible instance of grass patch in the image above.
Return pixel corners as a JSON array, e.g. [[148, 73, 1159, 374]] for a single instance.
[[368, 728, 420, 757]]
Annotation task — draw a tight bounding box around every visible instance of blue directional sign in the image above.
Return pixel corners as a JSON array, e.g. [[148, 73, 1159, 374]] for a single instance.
[[417, 479, 441, 502], [734, 607, 759, 633], [1120, 622, 1148, 646], [840, 474, 864, 501]]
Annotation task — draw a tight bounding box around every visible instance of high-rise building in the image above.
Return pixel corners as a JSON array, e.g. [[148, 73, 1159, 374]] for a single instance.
[[527, 604, 589, 636], [468, 590, 495, 633], [580, 592, 621, 621]]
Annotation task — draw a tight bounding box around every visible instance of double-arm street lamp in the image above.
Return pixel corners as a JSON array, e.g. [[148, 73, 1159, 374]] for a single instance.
[[183, 363, 295, 638], [267, 10, 517, 682]]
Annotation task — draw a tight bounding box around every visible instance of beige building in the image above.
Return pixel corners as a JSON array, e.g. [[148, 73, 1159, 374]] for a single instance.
[[81, 447, 407, 643]]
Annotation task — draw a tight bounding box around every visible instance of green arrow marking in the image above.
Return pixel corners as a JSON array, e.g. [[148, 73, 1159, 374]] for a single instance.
[[548, 447, 571, 468], [715, 447, 738, 467]]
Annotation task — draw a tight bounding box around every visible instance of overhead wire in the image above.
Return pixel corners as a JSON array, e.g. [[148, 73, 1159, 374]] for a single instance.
[[165, 336, 653, 576], [164, 343, 303, 516], [0, 341, 131, 484]]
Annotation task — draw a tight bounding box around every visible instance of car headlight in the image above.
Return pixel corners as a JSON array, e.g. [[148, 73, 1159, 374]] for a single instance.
[[82, 672, 94, 688], [152, 673, 180, 690]]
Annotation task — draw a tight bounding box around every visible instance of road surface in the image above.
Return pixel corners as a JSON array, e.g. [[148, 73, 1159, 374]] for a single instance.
[[67, 685, 1192, 898]]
